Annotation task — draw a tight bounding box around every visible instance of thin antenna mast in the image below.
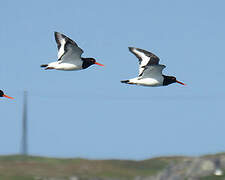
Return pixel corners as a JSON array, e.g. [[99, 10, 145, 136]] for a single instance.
[[21, 91, 28, 156]]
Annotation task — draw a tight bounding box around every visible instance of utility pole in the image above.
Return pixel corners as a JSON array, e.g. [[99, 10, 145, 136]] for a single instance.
[[21, 91, 28, 156]]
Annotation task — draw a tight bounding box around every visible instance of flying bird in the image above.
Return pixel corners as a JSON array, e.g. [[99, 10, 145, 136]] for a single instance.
[[0, 90, 14, 99], [121, 47, 186, 87], [41, 32, 104, 71]]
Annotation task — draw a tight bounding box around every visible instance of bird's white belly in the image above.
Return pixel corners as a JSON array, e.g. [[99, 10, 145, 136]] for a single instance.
[[139, 78, 162, 86], [49, 61, 82, 71], [55, 63, 81, 71], [130, 77, 163, 86]]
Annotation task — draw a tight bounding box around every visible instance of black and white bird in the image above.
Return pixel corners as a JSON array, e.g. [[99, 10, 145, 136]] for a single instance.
[[41, 32, 104, 71], [121, 47, 186, 87], [0, 90, 13, 99]]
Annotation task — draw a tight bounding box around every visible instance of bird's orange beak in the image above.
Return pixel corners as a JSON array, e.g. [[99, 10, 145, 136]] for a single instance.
[[176, 80, 186, 86], [3, 94, 14, 99], [95, 62, 104, 67]]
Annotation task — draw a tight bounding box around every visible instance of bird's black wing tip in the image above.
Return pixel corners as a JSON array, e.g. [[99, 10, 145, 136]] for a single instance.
[[128, 47, 136, 51]]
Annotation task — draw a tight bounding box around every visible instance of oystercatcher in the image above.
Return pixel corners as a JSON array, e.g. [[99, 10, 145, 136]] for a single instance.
[[41, 32, 104, 71], [121, 47, 186, 87], [0, 90, 14, 99]]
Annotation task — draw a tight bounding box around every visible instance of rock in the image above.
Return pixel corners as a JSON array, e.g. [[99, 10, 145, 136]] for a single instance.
[[70, 177, 79, 180]]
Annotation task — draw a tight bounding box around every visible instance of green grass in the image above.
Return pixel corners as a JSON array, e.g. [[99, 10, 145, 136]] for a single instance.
[[1, 154, 223, 180], [0, 155, 171, 179], [0, 175, 35, 180]]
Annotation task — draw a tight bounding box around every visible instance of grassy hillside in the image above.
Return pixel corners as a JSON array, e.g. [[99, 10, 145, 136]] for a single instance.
[[0, 154, 224, 180], [0, 155, 172, 180]]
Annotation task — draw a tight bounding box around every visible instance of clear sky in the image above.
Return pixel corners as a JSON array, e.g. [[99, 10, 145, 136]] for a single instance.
[[0, 0, 225, 160]]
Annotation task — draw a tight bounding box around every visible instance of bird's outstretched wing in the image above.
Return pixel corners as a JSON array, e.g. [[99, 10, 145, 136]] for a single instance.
[[128, 47, 160, 76], [54, 32, 84, 61]]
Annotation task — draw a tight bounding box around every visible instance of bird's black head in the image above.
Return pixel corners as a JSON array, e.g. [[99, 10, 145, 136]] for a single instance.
[[82, 58, 104, 69], [89, 58, 97, 65], [0, 90, 4, 97], [163, 75, 186, 86]]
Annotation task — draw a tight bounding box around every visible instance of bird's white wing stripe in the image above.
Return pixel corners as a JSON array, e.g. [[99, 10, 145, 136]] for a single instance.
[[132, 49, 151, 76], [57, 38, 66, 60], [132, 48, 150, 65]]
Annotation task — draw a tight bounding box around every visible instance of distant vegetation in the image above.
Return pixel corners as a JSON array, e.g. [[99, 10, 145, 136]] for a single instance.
[[0, 154, 224, 180], [0, 155, 169, 180]]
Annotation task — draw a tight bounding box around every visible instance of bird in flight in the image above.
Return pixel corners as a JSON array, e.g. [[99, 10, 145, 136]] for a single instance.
[[41, 32, 104, 71], [0, 90, 14, 99], [121, 47, 186, 87]]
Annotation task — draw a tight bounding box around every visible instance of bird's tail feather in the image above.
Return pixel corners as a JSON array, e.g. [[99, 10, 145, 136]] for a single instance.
[[40, 64, 48, 68], [121, 80, 131, 84]]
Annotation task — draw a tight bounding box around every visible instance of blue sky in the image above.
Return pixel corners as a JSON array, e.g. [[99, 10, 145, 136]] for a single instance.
[[0, 0, 225, 159]]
